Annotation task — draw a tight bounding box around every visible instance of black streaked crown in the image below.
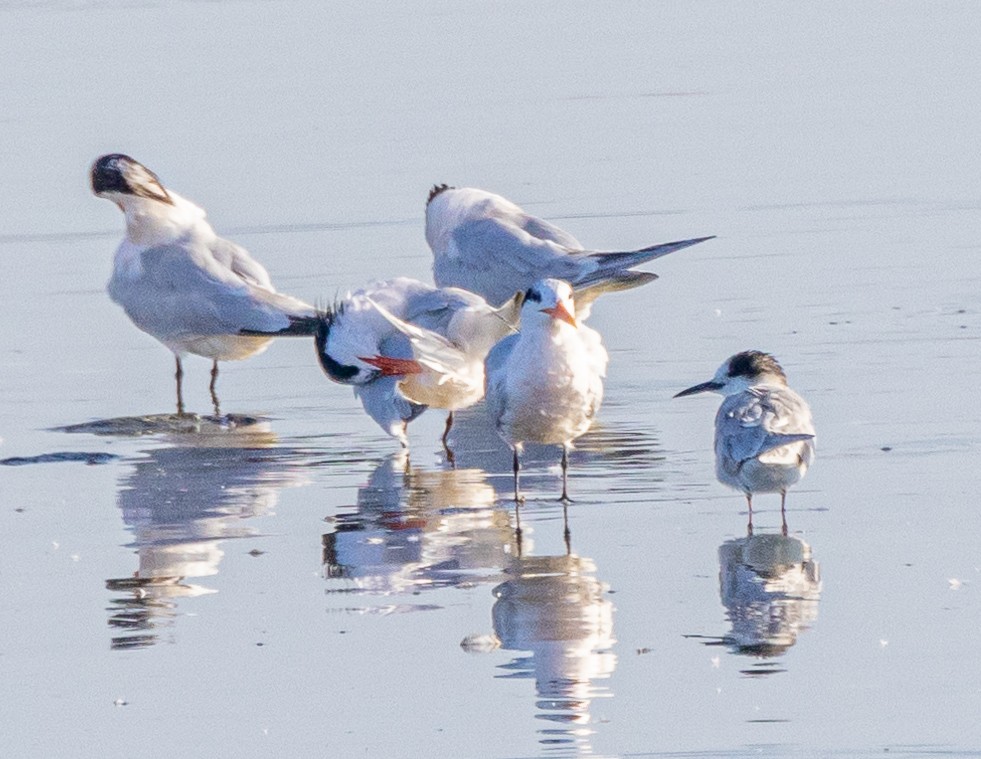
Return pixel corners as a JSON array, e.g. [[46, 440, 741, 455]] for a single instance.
[[727, 350, 786, 381], [427, 183, 454, 205], [523, 285, 542, 304], [91, 154, 135, 195], [91, 153, 173, 205]]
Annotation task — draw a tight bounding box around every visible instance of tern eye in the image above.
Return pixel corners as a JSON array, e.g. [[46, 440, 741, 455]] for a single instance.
[[523, 287, 541, 304]]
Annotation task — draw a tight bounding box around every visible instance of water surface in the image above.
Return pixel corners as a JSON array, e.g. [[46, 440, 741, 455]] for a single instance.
[[1, 2, 979, 757]]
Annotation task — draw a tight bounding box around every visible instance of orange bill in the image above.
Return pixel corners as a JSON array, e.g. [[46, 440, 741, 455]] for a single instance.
[[542, 301, 576, 326], [358, 355, 424, 376]]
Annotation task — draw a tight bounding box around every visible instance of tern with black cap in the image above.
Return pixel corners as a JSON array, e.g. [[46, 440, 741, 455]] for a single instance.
[[91, 153, 316, 415], [675, 350, 816, 533], [485, 279, 607, 533]]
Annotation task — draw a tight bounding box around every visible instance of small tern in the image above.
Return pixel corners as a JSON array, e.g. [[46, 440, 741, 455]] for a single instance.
[[314, 277, 522, 452], [674, 351, 816, 533], [91, 154, 316, 415], [485, 279, 607, 516], [426, 184, 714, 314]]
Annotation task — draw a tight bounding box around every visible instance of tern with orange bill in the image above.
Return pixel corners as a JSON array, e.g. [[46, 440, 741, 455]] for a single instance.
[[314, 277, 522, 452], [484, 278, 607, 519]]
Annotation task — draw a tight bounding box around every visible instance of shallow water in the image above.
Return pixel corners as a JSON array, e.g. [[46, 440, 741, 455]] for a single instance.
[[1, 2, 980, 757]]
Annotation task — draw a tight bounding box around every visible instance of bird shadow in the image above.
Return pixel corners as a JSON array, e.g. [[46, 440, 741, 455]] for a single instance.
[[53, 412, 268, 438]]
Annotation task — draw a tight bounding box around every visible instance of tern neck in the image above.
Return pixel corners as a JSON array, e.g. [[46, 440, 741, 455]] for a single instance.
[[121, 191, 209, 247]]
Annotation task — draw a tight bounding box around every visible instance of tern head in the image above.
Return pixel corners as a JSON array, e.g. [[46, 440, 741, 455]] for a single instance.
[[427, 183, 455, 205], [675, 350, 788, 398], [91, 154, 174, 207], [522, 279, 577, 328]]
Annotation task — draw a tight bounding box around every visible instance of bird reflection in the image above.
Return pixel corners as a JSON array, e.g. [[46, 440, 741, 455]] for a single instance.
[[717, 529, 821, 670], [106, 420, 310, 649], [445, 404, 666, 503], [322, 455, 518, 598], [463, 542, 616, 753]]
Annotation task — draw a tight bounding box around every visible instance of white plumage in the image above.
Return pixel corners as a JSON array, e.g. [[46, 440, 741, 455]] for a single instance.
[[92, 153, 315, 414], [485, 279, 608, 505], [314, 277, 522, 450], [426, 184, 713, 315], [675, 350, 815, 532]]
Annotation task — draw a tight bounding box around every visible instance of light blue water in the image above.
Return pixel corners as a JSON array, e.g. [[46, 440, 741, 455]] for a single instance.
[[1, 2, 979, 757]]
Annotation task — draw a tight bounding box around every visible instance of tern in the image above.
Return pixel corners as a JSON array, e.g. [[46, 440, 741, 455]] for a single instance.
[[674, 351, 816, 533], [425, 184, 714, 314], [91, 154, 316, 415], [485, 279, 607, 517], [314, 277, 523, 453]]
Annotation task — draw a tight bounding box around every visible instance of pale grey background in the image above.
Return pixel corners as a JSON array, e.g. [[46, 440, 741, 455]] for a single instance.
[[1, 2, 978, 757]]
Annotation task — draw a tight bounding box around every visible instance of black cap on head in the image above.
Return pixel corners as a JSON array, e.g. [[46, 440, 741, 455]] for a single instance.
[[91, 154, 134, 195], [427, 183, 454, 205], [91, 154, 173, 205], [727, 350, 786, 381]]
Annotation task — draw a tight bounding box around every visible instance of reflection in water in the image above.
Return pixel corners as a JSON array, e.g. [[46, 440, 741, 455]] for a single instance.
[[464, 548, 616, 754], [322, 455, 518, 598], [444, 405, 666, 500], [106, 422, 310, 649], [717, 531, 821, 671]]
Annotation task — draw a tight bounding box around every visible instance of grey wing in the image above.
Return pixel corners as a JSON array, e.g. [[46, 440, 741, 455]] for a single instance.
[[212, 237, 316, 327], [717, 388, 815, 464], [210, 236, 316, 324], [760, 385, 816, 465], [353, 331, 426, 437], [517, 212, 583, 249], [483, 334, 518, 429], [208, 236, 275, 289], [401, 286, 487, 335], [354, 376, 427, 438], [361, 277, 437, 314], [437, 217, 587, 304], [123, 243, 311, 338]]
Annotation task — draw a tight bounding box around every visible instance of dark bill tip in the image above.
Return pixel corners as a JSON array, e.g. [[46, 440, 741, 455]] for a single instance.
[[673, 380, 723, 398]]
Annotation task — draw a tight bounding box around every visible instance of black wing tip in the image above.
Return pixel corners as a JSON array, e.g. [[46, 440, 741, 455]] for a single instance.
[[288, 314, 322, 336], [636, 234, 716, 254], [238, 314, 321, 338]]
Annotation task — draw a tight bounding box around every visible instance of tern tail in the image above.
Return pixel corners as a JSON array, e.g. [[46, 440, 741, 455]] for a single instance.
[[575, 235, 715, 289], [240, 314, 320, 337]]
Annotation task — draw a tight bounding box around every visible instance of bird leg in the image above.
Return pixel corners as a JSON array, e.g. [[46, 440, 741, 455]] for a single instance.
[[401, 424, 411, 472], [780, 490, 788, 536], [745, 493, 754, 537], [174, 355, 186, 417], [511, 449, 527, 543], [559, 445, 573, 503], [562, 499, 571, 556], [442, 412, 455, 467], [209, 360, 221, 418], [512, 448, 524, 504]]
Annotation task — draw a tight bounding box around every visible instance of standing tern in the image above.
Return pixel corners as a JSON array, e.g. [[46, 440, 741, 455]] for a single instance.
[[485, 279, 607, 521], [674, 351, 816, 534], [426, 184, 714, 314], [314, 277, 522, 453], [91, 154, 316, 415]]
